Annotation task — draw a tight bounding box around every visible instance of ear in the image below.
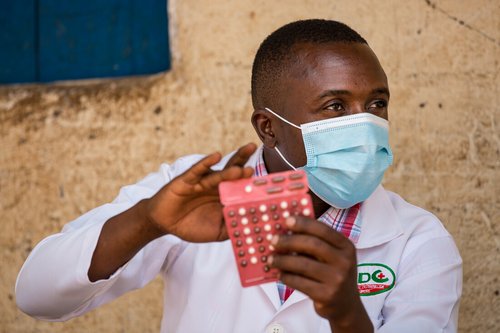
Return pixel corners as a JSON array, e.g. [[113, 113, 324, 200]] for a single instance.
[[251, 109, 277, 148]]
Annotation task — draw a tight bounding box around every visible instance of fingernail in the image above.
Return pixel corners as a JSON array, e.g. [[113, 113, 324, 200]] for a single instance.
[[285, 217, 296, 227], [267, 255, 273, 265], [271, 235, 279, 245]]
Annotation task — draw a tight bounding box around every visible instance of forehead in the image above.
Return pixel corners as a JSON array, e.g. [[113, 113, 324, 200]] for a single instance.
[[283, 42, 388, 98]]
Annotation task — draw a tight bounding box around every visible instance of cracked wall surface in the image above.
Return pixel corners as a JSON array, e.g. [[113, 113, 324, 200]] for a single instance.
[[1, 0, 498, 332]]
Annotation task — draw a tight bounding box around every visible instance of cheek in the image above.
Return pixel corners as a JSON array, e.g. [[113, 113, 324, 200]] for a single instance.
[[281, 128, 307, 166]]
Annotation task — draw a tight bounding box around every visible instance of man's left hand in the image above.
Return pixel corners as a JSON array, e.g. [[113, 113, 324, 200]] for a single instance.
[[268, 216, 373, 332]]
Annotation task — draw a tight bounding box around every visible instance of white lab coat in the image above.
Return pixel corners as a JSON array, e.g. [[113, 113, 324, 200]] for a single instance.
[[16, 149, 462, 333]]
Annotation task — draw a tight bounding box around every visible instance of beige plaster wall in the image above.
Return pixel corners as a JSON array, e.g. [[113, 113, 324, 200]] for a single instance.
[[1, 0, 498, 332]]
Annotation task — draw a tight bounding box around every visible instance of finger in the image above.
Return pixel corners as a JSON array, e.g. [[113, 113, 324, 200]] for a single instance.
[[216, 221, 229, 241], [181, 153, 223, 184], [278, 272, 337, 304], [270, 253, 333, 283], [224, 143, 258, 169], [285, 216, 352, 250], [272, 233, 340, 264], [195, 165, 254, 192]]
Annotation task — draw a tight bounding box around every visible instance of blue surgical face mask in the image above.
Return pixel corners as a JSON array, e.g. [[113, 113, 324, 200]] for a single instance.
[[265, 108, 393, 209]]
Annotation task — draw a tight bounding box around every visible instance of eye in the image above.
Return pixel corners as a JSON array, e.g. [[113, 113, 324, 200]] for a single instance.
[[367, 100, 388, 111], [325, 101, 345, 112]]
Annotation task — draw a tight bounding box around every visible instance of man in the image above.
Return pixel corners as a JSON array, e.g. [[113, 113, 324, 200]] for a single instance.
[[16, 19, 462, 332]]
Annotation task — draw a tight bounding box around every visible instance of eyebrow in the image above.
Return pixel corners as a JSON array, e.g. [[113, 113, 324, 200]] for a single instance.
[[317, 87, 390, 99]]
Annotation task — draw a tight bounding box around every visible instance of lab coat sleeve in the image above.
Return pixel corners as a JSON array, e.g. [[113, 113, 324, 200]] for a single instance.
[[15, 155, 204, 321], [377, 235, 462, 333]]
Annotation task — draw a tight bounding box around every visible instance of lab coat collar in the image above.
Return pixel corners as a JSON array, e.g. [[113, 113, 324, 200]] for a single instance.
[[259, 282, 282, 311], [258, 282, 309, 312], [355, 185, 404, 249], [243, 145, 263, 168]]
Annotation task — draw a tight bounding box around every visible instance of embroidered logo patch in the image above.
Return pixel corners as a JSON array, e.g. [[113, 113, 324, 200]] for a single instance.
[[357, 263, 395, 296]]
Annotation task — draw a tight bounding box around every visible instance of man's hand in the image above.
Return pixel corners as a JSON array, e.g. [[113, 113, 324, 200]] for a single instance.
[[145, 142, 257, 242], [268, 216, 373, 333], [88, 143, 256, 281]]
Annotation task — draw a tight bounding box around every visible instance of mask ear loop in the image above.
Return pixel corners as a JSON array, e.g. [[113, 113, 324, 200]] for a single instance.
[[274, 147, 297, 170], [264, 107, 301, 129], [263, 107, 301, 170]]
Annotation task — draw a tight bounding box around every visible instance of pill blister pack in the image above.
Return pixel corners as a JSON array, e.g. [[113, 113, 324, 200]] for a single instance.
[[219, 170, 315, 287]]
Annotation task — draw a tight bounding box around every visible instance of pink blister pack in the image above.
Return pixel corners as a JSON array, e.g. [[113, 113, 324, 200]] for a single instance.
[[219, 169, 315, 287]]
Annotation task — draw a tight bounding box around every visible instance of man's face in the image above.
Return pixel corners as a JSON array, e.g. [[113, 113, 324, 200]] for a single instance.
[[268, 42, 390, 168]]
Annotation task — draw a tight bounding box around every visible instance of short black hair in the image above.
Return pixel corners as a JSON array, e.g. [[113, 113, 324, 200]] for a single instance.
[[251, 19, 368, 109]]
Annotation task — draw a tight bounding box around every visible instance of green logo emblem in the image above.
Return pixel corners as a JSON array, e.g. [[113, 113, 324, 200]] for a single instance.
[[357, 263, 395, 296]]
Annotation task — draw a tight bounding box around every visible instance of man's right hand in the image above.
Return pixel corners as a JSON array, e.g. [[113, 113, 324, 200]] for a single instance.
[[88, 143, 257, 281], [145, 143, 256, 242]]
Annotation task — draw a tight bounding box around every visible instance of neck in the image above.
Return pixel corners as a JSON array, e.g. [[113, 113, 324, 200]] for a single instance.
[[310, 192, 332, 218]]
